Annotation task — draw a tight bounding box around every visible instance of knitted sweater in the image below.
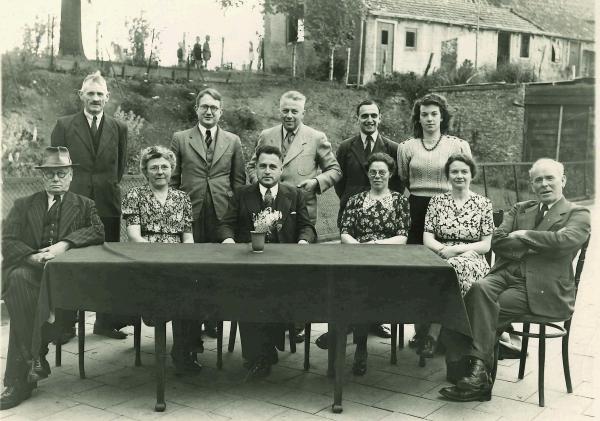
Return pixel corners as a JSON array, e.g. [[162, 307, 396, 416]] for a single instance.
[[397, 135, 471, 197]]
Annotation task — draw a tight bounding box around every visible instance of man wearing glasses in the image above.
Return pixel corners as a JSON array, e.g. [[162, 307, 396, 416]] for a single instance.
[[170, 88, 246, 339], [0, 147, 104, 410], [51, 71, 129, 341]]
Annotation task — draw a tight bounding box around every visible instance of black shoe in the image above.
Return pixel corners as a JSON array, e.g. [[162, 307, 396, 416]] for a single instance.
[[173, 354, 202, 376], [417, 335, 436, 359], [498, 343, 522, 360], [93, 326, 127, 340], [245, 357, 271, 380], [292, 328, 305, 343], [369, 324, 391, 338], [408, 334, 421, 349], [315, 332, 329, 350], [446, 358, 468, 384], [27, 357, 50, 383], [352, 348, 368, 376], [439, 385, 491, 402], [0, 383, 34, 410], [52, 328, 76, 345], [456, 358, 491, 391]]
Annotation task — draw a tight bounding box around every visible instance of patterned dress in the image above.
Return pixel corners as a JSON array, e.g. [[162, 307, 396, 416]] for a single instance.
[[340, 191, 411, 243], [424, 192, 494, 296], [122, 184, 193, 243]]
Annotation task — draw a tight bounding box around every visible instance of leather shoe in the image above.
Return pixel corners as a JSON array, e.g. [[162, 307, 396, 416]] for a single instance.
[[245, 357, 271, 380], [352, 348, 368, 376], [27, 357, 51, 383], [315, 332, 329, 350], [173, 355, 202, 376], [439, 385, 491, 402], [369, 324, 391, 338], [93, 327, 127, 340], [0, 383, 34, 410], [52, 329, 75, 345], [457, 358, 491, 391], [292, 329, 305, 343], [498, 343, 522, 360], [446, 358, 468, 384], [417, 335, 436, 358], [408, 334, 421, 349]]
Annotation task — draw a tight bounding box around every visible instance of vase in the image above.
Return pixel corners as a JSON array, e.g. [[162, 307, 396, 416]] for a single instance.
[[250, 231, 266, 253]]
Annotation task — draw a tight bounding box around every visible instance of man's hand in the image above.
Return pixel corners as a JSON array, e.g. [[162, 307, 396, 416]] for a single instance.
[[297, 178, 318, 193], [298, 240, 309, 245], [508, 230, 529, 240], [26, 252, 55, 266], [222, 238, 235, 244], [38, 241, 71, 257]]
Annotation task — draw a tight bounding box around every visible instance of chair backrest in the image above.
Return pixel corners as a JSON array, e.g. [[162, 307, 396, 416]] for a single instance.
[[573, 236, 590, 298], [485, 209, 504, 265]]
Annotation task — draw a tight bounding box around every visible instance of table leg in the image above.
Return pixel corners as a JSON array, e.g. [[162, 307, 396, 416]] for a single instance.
[[154, 321, 167, 412], [327, 322, 335, 378], [332, 322, 347, 414]]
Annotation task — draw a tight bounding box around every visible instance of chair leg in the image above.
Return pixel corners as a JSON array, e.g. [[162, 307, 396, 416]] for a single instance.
[[390, 323, 397, 365], [55, 310, 62, 367], [491, 340, 499, 382], [288, 324, 296, 353], [216, 321, 224, 370], [538, 324, 546, 407], [304, 323, 311, 371], [228, 321, 237, 352], [562, 320, 573, 393], [78, 311, 86, 379], [398, 324, 404, 349], [518, 323, 530, 379], [134, 318, 142, 367]]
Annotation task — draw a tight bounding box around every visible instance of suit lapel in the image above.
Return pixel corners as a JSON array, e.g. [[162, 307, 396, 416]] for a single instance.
[[372, 134, 386, 154], [283, 125, 305, 166], [58, 192, 80, 238], [73, 112, 95, 156], [274, 186, 292, 225], [520, 203, 539, 229], [246, 183, 262, 219], [96, 116, 117, 160], [189, 126, 207, 162], [536, 197, 570, 231], [27, 192, 47, 247], [211, 127, 228, 166], [349, 135, 368, 175]]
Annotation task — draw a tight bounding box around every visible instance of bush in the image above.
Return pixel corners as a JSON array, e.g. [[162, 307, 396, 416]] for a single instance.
[[120, 97, 150, 120], [365, 71, 444, 106], [484, 63, 537, 83], [2, 117, 47, 177], [305, 57, 345, 82], [129, 79, 155, 97], [113, 106, 146, 174], [432, 60, 477, 85], [221, 106, 259, 132]]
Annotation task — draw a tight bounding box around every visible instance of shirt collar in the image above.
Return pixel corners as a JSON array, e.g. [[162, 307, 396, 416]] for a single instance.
[[541, 197, 561, 210], [46, 192, 65, 207], [259, 183, 279, 199], [83, 110, 103, 127], [360, 131, 378, 146], [197, 124, 217, 139], [282, 124, 301, 139]]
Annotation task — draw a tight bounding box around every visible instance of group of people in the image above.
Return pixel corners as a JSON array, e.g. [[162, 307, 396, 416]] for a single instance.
[[177, 35, 211, 69], [0, 71, 591, 410]]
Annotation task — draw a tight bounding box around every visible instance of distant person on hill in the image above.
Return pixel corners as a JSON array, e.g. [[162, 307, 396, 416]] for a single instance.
[[177, 43, 184, 67], [248, 41, 255, 71], [257, 35, 264, 71], [193, 37, 203, 70], [202, 35, 211, 69]]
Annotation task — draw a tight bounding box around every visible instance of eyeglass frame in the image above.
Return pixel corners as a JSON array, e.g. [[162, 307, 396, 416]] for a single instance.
[[368, 169, 389, 177], [197, 104, 220, 113], [41, 169, 71, 179]]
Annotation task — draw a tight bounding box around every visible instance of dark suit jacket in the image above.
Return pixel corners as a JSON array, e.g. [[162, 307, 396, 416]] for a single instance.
[[491, 197, 590, 320], [170, 126, 246, 221], [51, 112, 128, 218], [218, 183, 316, 244], [1, 191, 105, 291], [334, 134, 403, 225]]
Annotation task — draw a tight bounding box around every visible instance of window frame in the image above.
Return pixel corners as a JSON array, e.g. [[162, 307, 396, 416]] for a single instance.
[[405, 29, 417, 49]]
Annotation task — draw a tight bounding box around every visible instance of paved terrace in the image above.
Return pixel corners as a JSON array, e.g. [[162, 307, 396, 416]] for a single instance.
[[1, 206, 597, 421]]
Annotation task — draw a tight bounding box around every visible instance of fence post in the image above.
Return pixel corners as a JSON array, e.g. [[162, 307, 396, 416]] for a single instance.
[[481, 166, 488, 198], [512, 164, 520, 202]]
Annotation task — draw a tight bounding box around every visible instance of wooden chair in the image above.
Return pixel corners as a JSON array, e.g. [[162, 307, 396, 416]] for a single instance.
[[55, 312, 141, 379], [504, 236, 590, 407], [218, 322, 311, 370]]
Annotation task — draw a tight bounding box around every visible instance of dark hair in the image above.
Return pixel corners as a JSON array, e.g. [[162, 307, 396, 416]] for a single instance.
[[355, 99, 380, 116], [195, 88, 222, 107], [256, 144, 283, 162], [367, 152, 396, 174], [444, 153, 477, 179], [411, 93, 451, 138]]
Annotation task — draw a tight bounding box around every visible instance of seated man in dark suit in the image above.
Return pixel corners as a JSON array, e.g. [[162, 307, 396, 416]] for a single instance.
[[1, 147, 105, 410], [440, 158, 591, 402], [218, 145, 316, 379]]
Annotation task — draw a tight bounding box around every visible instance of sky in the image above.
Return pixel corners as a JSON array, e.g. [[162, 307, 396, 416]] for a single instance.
[[1, 0, 263, 69]]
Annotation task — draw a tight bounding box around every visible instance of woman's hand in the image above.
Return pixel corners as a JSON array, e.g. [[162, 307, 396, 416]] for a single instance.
[[459, 250, 479, 259], [438, 246, 460, 259]]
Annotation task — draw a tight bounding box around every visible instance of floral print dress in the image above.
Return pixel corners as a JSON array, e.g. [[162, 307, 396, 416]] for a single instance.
[[340, 191, 411, 243], [122, 184, 193, 243], [424, 192, 494, 296]]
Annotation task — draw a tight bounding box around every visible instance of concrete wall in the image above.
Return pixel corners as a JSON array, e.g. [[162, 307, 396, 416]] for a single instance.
[[430, 84, 526, 163]]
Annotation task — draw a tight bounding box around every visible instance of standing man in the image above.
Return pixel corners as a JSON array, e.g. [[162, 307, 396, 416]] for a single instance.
[[247, 90, 341, 343], [192, 36, 203, 70], [202, 35, 212, 69], [0, 147, 105, 410], [51, 71, 129, 340], [440, 158, 590, 402], [170, 87, 246, 338], [219, 145, 316, 379]]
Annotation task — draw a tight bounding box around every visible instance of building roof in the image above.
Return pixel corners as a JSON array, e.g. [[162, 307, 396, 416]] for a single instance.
[[366, 0, 552, 36]]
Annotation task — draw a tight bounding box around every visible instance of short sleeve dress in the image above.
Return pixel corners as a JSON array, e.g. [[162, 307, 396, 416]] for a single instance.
[[122, 184, 193, 244], [340, 191, 411, 243], [424, 192, 494, 296]]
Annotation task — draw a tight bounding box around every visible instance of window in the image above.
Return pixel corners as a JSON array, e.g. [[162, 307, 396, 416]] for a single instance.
[[551, 40, 561, 62], [381, 30, 389, 45], [286, 5, 305, 43], [406, 30, 417, 48], [520, 34, 530, 58]]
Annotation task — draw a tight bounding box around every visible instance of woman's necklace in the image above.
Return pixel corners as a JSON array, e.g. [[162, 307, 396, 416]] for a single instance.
[[421, 134, 442, 151]]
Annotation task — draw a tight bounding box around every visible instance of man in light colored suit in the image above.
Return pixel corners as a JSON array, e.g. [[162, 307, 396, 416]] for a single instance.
[[51, 71, 129, 341], [440, 158, 591, 402], [247, 90, 341, 343], [170, 87, 246, 338], [0, 147, 105, 410]]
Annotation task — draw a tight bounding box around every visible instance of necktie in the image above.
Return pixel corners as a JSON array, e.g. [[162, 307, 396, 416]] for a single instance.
[[263, 188, 274, 209], [91, 116, 98, 138], [282, 131, 294, 156], [48, 194, 61, 213], [365, 135, 373, 155], [205, 129, 213, 148], [534, 203, 548, 227]]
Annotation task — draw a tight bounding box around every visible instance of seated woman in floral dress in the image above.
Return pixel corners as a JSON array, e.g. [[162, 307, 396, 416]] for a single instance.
[[122, 145, 201, 376], [419, 153, 493, 363], [340, 152, 411, 376]]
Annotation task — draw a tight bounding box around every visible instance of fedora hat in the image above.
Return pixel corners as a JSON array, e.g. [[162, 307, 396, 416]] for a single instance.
[[35, 146, 78, 169]]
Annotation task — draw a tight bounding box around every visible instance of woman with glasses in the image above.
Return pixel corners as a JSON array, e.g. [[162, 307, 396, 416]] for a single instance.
[[339, 152, 410, 376], [122, 145, 201, 376]]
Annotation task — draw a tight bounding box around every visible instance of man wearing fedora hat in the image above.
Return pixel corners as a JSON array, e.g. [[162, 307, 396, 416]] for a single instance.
[[0, 147, 105, 410]]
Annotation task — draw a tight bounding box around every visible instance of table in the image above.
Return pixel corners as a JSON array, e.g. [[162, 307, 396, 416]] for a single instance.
[[36, 243, 470, 413]]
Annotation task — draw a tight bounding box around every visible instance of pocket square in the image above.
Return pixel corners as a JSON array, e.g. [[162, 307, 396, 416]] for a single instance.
[[290, 211, 297, 215]]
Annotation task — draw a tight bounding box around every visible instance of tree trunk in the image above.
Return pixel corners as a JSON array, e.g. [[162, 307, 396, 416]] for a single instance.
[[329, 47, 335, 81], [292, 43, 297, 78], [59, 0, 86, 57]]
